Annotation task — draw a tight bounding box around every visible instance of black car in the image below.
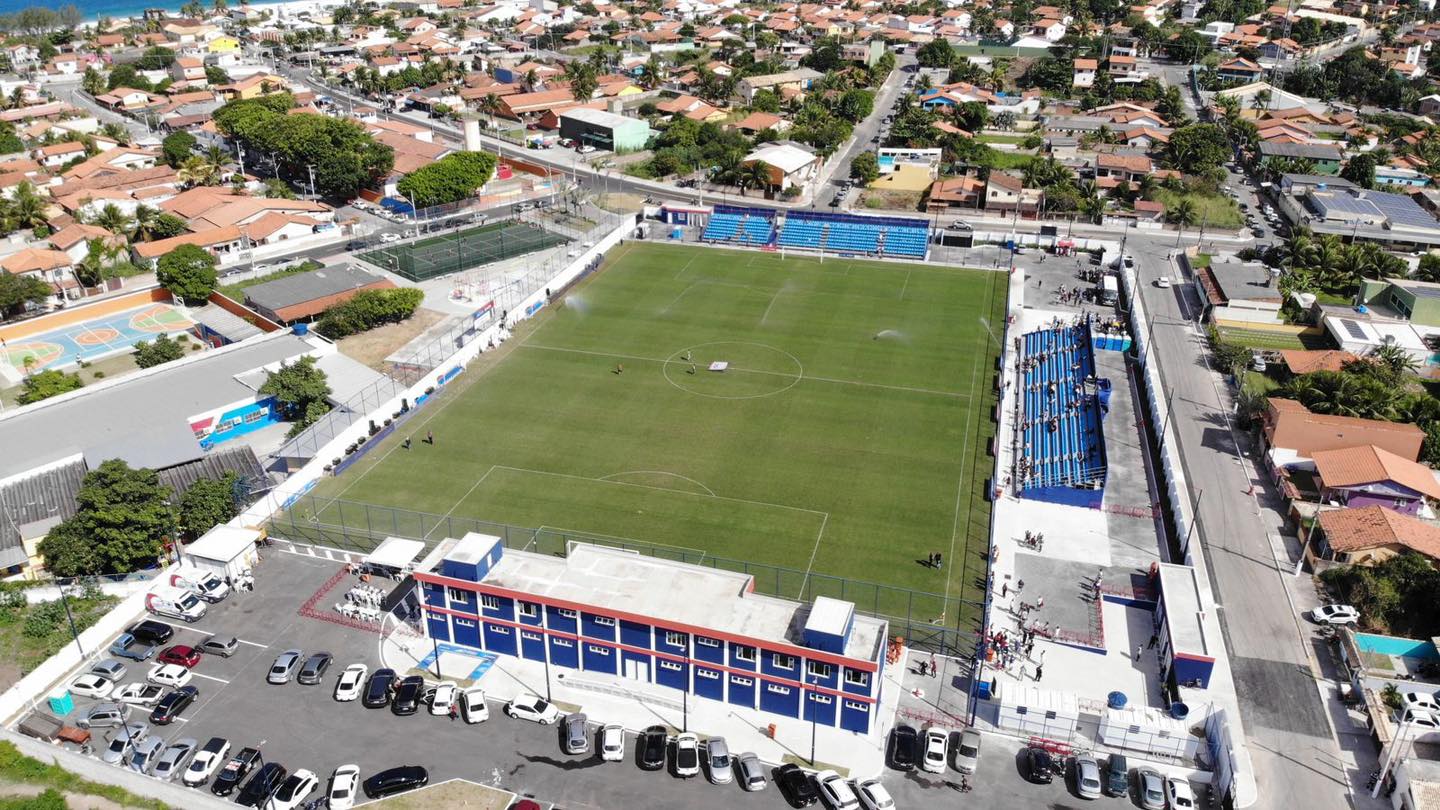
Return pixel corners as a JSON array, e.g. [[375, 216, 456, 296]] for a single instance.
[[211, 747, 260, 796], [774, 763, 819, 808], [362, 668, 396, 709], [391, 675, 425, 715], [638, 725, 667, 771], [128, 620, 174, 645], [890, 725, 918, 771], [149, 686, 199, 725], [296, 652, 333, 685], [362, 765, 429, 799], [235, 761, 288, 807], [1024, 746, 1055, 784]]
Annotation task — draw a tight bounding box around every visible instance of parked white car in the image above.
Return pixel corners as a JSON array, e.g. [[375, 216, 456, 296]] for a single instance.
[[854, 777, 894, 810], [146, 664, 192, 688], [1167, 777, 1197, 809], [600, 724, 624, 762], [1311, 604, 1360, 625], [429, 681, 457, 716], [113, 683, 165, 707], [270, 768, 318, 810], [334, 664, 367, 702], [182, 737, 229, 786], [815, 770, 860, 810], [673, 733, 700, 778], [460, 687, 489, 724], [69, 673, 115, 699], [379, 232, 400, 243], [921, 726, 948, 774], [504, 693, 560, 724], [327, 764, 360, 810]]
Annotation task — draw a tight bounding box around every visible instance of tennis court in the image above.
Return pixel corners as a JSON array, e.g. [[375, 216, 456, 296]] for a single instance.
[[1, 302, 193, 378], [359, 220, 571, 282]]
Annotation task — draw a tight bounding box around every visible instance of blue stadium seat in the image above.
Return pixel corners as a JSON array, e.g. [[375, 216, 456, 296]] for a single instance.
[[1015, 317, 1108, 495]]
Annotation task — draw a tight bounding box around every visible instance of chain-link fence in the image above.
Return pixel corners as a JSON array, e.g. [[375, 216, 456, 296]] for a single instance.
[[359, 220, 572, 282], [270, 493, 981, 657]]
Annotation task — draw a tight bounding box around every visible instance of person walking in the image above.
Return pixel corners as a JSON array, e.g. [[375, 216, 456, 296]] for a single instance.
[[403, 437, 412, 450], [930, 654, 937, 677], [1002, 581, 1008, 598], [1035, 664, 1043, 682], [426, 430, 434, 445], [1134, 645, 1143, 661]]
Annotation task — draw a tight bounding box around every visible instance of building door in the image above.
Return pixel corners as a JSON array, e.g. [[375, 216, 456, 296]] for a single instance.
[[624, 656, 649, 682]]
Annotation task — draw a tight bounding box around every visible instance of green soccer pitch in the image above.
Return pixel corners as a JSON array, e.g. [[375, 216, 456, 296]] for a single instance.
[[296, 241, 1007, 622]]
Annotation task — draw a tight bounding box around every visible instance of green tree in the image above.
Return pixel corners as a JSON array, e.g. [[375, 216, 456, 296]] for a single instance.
[[161, 131, 196, 168], [396, 151, 497, 207], [0, 272, 51, 318], [204, 65, 230, 85], [1341, 153, 1377, 190], [38, 460, 172, 576], [315, 288, 424, 338], [259, 356, 332, 437], [17, 369, 80, 404], [1165, 124, 1230, 174], [177, 473, 238, 540], [133, 334, 185, 368], [156, 244, 218, 303], [835, 88, 874, 123], [916, 37, 955, 68], [261, 178, 296, 199], [81, 66, 106, 96], [850, 151, 880, 184]]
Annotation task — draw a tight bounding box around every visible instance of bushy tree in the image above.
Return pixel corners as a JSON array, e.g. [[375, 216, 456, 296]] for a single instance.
[[133, 334, 185, 368], [396, 151, 498, 208], [916, 38, 956, 68], [1165, 124, 1230, 175], [259, 356, 332, 437], [1341, 153, 1377, 189], [38, 459, 173, 576], [850, 151, 879, 184], [213, 95, 394, 198], [177, 473, 238, 540], [156, 244, 217, 303], [835, 89, 874, 123], [315, 288, 425, 338], [17, 369, 80, 404], [161, 131, 197, 168], [0, 272, 51, 318]]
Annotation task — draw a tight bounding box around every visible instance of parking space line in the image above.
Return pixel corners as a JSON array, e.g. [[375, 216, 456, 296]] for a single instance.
[[234, 639, 269, 649], [189, 673, 230, 685]]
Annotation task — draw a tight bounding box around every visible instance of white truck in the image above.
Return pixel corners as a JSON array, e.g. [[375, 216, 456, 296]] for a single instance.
[[145, 585, 207, 623], [170, 569, 230, 603]]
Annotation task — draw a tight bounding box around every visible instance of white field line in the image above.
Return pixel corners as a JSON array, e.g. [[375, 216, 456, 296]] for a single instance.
[[489, 465, 828, 517], [941, 271, 997, 609], [795, 513, 830, 600], [425, 465, 500, 540]]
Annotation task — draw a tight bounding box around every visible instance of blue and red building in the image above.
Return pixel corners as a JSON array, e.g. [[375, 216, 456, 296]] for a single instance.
[[411, 534, 888, 733]]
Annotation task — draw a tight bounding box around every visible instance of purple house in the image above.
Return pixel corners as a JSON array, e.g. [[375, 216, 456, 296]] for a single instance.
[[1311, 445, 1440, 517]]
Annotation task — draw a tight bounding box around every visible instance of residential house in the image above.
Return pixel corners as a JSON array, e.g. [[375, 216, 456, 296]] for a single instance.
[[926, 176, 984, 210], [48, 224, 124, 265], [985, 172, 1041, 214], [1, 248, 75, 301], [1311, 505, 1440, 565], [1262, 398, 1425, 460], [1073, 58, 1098, 88], [1310, 444, 1440, 516], [1216, 58, 1264, 83]]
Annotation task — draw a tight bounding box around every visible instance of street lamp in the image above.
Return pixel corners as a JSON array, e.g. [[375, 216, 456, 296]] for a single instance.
[[1374, 709, 1426, 798]]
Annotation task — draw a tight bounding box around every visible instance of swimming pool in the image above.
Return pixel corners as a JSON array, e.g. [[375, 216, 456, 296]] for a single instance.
[[1354, 632, 1440, 661]]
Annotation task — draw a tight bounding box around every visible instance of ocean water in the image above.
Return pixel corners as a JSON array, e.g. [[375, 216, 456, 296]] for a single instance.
[[0, 0, 276, 25]]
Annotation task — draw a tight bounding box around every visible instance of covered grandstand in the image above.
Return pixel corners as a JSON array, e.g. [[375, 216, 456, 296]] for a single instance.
[[1014, 316, 1109, 508], [702, 205, 777, 247], [776, 211, 929, 260]]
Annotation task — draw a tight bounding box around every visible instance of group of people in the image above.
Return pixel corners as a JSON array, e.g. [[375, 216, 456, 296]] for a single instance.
[[1053, 284, 1087, 306]]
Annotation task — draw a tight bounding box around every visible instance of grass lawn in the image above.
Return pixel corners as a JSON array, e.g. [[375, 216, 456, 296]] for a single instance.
[[987, 152, 1035, 171], [1190, 253, 1211, 268], [0, 741, 166, 809], [292, 242, 1006, 627], [1155, 190, 1244, 229], [1243, 370, 1280, 397], [1218, 325, 1331, 351], [218, 260, 322, 304], [0, 588, 119, 686]]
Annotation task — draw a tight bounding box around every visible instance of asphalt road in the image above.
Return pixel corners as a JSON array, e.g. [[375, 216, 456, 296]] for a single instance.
[[1125, 233, 1368, 810]]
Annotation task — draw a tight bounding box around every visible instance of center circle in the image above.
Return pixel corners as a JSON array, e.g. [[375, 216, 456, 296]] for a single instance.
[[662, 341, 804, 400]]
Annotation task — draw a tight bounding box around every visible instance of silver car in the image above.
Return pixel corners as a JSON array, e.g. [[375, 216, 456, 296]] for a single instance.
[[152, 738, 197, 781], [77, 702, 130, 730], [128, 736, 165, 774], [736, 751, 767, 792], [1138, 767, 1166, 810], [562, 713, 588, 755], [101, 723, 148, 765], [267, 649, 303, 684], [1074, 754, 1102, 799], [706, 737, 732, 784], [90, 659, 128, 681], [954, 728, 981, 774]]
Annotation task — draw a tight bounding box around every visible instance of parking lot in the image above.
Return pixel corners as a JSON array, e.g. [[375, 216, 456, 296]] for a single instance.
[[40, 552, 1198, 809]]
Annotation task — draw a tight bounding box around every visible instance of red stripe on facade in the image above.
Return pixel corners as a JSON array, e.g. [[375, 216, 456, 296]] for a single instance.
[[414, 571, 880, 673], [422, 606, 878, 705]]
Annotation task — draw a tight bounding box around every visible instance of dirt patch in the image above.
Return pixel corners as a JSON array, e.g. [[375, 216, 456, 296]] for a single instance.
[[336, 308, 448, 372], [856, 189, 924, 212], [596, 192, 646, 213], [0, 780, 142, 810], [369, 778, 513, 809]]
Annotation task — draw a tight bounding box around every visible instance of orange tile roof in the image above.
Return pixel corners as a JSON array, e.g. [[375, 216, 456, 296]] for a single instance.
[[1, 247, 70, 274], [1313, 444, 1440, 500], [1279, 349, 1357, 375], [1318, 505, 1440, 558]]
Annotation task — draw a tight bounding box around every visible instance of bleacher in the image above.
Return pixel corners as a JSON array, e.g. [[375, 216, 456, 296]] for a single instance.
[[1015, 317, 1108, 505], [776, 211, 929, 259], [702, 205, 776, 246]]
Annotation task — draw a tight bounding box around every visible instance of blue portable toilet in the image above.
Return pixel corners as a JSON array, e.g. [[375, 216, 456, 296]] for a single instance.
[[47, 688, 73, 717]]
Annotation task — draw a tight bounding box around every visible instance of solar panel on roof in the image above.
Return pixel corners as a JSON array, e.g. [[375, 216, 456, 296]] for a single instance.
[[1406, 285, 1440, 299], [1341, 319, 1367, 340]]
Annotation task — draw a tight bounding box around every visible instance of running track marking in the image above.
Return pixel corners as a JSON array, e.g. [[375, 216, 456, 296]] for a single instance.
[[519, 343, 973, 400]]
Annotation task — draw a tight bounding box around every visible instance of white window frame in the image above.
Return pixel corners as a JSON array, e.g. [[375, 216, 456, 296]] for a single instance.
[[592, 615, 616, 627], [810, 693, 832, 704], [487, 624, 509, 635], [807, 661, 832, 679], [664, 631, 687, 648], [731, 676, 754, 687], [521, 630, 542, 641], [772, 653, 796, 670], [697, 668, 720, 680], [447, 587, 471, 604], [734, 645, 756, 663], [844, 669, 869, 687], [479, 594, 500, 610], [588, 644, 610, 655], [844, 699, 868, 711], [555, 608, 578, 619], [660, 660, 683, 671], [695, 635, 720, 648], [766, 683, 791, 695], [552, 638, 573, 647], [454, 617, 476, 627], [518, 601, 539, 618]]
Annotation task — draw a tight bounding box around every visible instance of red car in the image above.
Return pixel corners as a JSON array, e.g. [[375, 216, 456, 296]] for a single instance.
[[157, 645, 201, 668]]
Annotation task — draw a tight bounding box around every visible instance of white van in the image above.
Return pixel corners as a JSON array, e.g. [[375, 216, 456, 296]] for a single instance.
[[145, 585, 207, 623], [170, 569, 229, 603]]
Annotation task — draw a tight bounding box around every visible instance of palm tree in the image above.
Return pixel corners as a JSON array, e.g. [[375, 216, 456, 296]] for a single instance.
[[130, 205, 163, 242], [523, 68, 539, 92], [1134, 173, 1158, 202], [74, 238, 116, 288], [1253, 89, 1271, 112], [6, 182, 47, 232], [479, 93, 501, 131], [1369, 343, 1419, 378], [92, 203, 132, 236], [1168, 198, 1198, 237], [1077, 180, 1105, 223], [639, 55, 664, 90], [179, 155, 220, 187], [739, 161, 771, 197], [1215, 94, 1241, 125], [988, 58, 1010, 92], [180, 0, 203, 17]]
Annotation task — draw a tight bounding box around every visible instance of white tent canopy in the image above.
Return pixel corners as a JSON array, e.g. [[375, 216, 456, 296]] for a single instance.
[[184, 524, 261, 579], [364, 537, 425, 571]]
